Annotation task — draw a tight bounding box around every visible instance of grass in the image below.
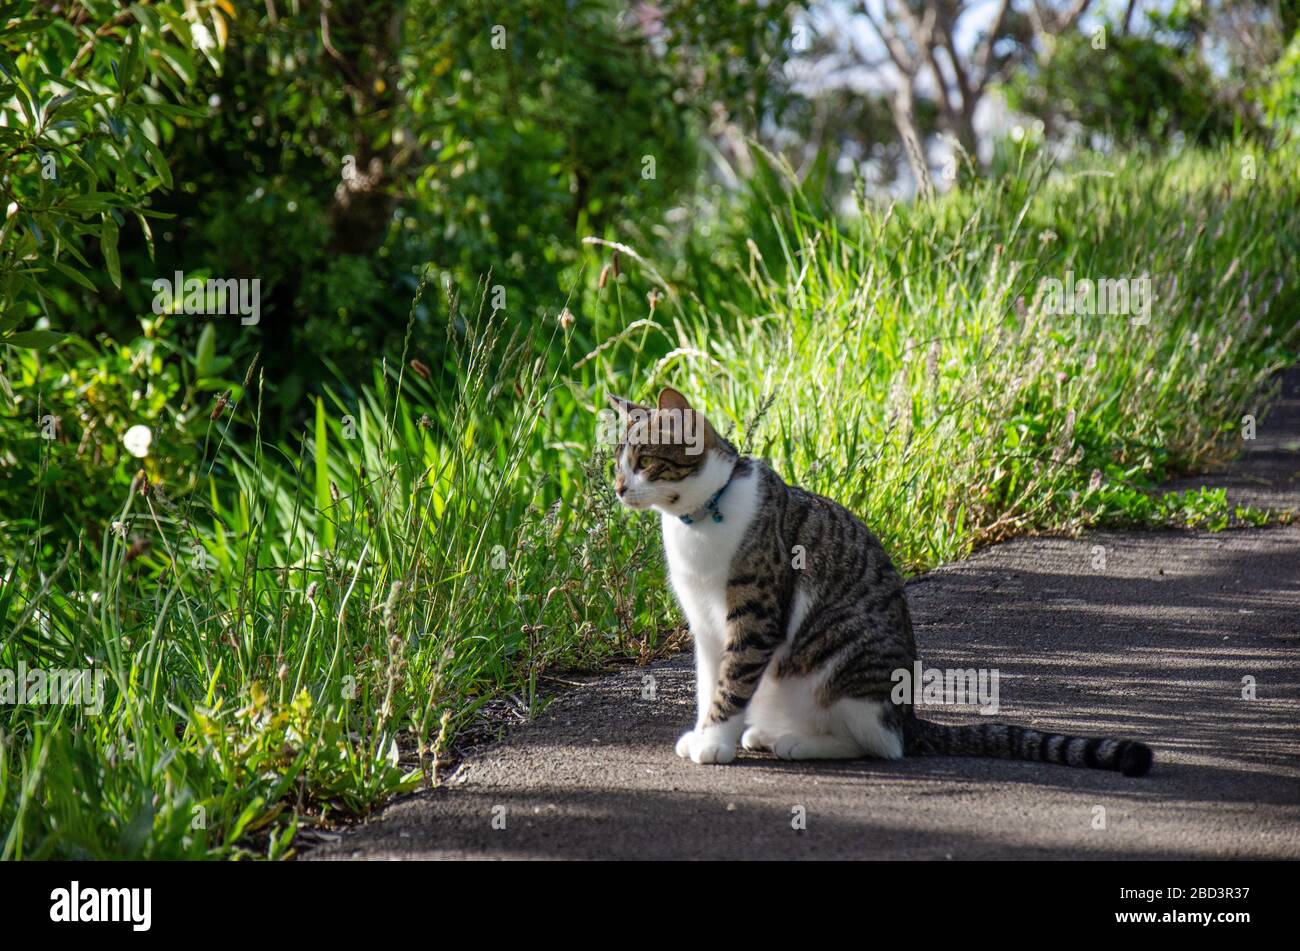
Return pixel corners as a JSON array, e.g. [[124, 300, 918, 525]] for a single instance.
[[2, 143, 1298, 858]]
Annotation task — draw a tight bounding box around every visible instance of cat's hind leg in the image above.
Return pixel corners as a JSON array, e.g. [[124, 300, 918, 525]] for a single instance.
[[741, 726, 773, 751], [765, 699, 904, 760], [836, 697, 904, 760], [770, 733, 863, 760]]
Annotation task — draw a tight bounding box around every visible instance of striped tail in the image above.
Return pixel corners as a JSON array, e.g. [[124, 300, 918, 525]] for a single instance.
[[905, 717, 1154, 777]]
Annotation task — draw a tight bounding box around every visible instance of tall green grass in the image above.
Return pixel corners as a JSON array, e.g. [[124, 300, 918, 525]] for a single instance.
[[628, 146, 1299, 566], [2, 145, 1297, 857]]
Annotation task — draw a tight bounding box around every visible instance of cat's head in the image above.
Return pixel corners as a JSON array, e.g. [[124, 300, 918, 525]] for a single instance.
[[605, 387, 733, 513]]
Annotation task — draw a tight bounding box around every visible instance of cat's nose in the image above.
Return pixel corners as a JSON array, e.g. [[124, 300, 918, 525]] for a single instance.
[[615, 482, 626, 497]]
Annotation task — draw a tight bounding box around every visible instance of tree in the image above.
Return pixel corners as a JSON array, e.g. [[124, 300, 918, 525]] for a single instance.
[[0, 0, 228, 361], [1006, 1, 1287, 146], [801, 1, 1093, 189], [17, 1, 797, 419]]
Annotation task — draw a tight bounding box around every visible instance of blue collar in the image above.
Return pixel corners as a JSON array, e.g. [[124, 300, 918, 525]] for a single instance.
[[680, 470, 736, 525]]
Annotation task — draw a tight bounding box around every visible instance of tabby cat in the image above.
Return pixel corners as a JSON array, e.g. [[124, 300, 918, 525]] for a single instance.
[[607, 387, 1153, 777]]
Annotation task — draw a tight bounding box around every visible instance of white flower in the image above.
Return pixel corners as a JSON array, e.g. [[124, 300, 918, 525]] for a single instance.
[[192, 23, 214, 52], [123, 424, 152, 458]]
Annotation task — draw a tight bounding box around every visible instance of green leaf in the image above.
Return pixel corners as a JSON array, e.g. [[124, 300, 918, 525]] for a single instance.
[[100, 216, 121, 288], [40, 91, 76, 123], [119, 28, 140, 93], [60, 192, 115, 214], [195, 322, 216, 377], [2, 19, 55, 38], [4, 329, 67, 349], [159, 44, 197, 86], [194, 374, 236, 392], [138, 127, 172, 189], [46, 257, 98, 292], [130, 3, 161, 35], [315, 398, 335, 550], [135, 209, 155, 259]]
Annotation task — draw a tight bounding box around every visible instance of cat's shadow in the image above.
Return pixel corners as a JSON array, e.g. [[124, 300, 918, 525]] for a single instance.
[[680, 748, 1299, 810]]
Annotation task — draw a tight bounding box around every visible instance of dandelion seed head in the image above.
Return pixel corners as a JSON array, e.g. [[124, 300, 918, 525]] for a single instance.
[[123, 425, 152, 458]]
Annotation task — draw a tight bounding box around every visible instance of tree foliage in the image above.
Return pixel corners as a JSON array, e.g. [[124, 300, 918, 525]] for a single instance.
[[0, 0, 228, 356]]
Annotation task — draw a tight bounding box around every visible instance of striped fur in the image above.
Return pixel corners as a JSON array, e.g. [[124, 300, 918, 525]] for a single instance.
[[905, 719, 1154, 777], [608, 387, 1154, 777]]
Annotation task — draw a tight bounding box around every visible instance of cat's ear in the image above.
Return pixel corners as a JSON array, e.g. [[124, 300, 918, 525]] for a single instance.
[[657, 387, 692, 412], [606, 394, 649, 416], [656, 387, 728, 453]]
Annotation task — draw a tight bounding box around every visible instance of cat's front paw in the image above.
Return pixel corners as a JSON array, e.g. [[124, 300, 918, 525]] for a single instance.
[[675, 729, 736, 765], [675, 730, 696, 758]]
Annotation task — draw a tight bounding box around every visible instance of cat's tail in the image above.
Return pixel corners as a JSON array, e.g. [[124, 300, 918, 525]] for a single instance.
[[904, 716, 1153, 777]]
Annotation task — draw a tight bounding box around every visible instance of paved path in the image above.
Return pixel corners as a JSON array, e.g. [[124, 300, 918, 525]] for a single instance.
[[309, 371, 1300, 860]]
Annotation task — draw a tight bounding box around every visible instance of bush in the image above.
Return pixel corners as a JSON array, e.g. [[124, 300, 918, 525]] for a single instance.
[[1004, 29, 1243, 146]]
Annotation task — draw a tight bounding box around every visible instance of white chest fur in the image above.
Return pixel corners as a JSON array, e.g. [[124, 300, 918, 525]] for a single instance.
[[660, 469, 759, 643]]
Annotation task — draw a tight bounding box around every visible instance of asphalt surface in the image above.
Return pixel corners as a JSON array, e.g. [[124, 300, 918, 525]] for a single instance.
[[308, 370, 1300, 860]]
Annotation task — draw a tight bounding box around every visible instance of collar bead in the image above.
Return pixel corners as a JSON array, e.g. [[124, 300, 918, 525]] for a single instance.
[[680, 471, 735, 526]]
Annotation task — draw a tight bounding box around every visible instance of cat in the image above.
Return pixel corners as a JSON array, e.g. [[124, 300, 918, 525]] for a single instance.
[[606, 386, 1153, 777]]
